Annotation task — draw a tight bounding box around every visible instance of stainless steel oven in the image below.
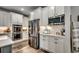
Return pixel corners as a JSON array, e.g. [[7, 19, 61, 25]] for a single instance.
[[12, 24, 22, 41]]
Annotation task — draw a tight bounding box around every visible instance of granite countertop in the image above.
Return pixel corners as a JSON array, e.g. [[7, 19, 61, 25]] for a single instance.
[[0, 35, 13, 48], [0, 35, 28, 48], [40, 33, 65, 38]]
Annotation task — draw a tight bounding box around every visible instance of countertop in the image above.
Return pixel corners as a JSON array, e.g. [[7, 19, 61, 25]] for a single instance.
[[0, 35, 13, 48], [40, 33, 65, 38], [0, 35, 28, 48]]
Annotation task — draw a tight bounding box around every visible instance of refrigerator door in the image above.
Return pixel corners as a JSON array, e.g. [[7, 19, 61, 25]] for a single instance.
[[28, 19, 40, 49]]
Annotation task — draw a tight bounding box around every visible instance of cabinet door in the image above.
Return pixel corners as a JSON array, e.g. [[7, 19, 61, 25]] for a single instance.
[[57, 38, 64, 53], [3, 13, 11, 26], [0, 13, 3, 26], [23, 17, 29, 27], [40, 35, 44, 48], [30, 12, 34, 20], [17, 14, 23, 24], [44, 36, 49, 50], [1, 45, 12, 53], [40, 35, 48, 50], [55, 37, 64, 53], [11, 13, 18, 24], [42, 35, 47, 50], [0, 11, 11, 26], [34, 7, 41, 19], [48, 7, 55, 18], [55, 6, 64, 16], [41, 7, 48, 26], [48, 36, 55, 52]]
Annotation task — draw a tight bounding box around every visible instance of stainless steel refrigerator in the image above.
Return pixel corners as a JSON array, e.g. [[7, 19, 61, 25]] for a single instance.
[[28, 19, 40, 49]]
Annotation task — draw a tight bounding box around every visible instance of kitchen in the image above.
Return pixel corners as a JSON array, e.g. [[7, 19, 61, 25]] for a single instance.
[[0, 6, 79, 53]]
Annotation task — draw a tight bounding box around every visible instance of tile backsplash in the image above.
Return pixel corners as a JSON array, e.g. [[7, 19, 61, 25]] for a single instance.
[[40, 25, 64, 35]]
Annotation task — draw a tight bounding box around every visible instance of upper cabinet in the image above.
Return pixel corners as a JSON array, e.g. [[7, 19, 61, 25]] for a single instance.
[[30, 6, 65, 26], [48, 7, 55, 18], [17, 14, 23, 24], [23, 16, 29, 27], [11, 12, 23, 24], [41, 7, 48, 26], [34, 7, 42, 19], [30, 12, 34, 20], [30, 7, 42, 20], [48, 6, 64, 18], [0, 11, 11, 26], [55, 6, 64, 16]]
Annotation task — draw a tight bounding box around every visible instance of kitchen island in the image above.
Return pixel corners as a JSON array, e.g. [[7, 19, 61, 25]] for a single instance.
[[0, 35, 12, 53]]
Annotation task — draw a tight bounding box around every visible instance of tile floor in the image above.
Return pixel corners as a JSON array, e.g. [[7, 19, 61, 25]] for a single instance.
[[16, 45, 44, 53]]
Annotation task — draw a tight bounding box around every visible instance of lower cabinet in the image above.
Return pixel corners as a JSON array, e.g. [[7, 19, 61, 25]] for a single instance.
[[40, 35, 65, 53], [0, 45, 12, 53], [48, 36, 55, 52], [40, 35, 48, 50], [54, 37, 64, 53]]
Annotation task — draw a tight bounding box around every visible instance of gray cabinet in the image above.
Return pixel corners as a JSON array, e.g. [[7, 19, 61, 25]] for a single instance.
[[0, 45, 12, 53]]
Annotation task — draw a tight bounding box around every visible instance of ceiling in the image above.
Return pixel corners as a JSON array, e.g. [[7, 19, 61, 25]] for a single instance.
[[0, 6, 39, 16]]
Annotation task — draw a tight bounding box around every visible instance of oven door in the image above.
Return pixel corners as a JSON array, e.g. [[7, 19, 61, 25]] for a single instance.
[[12, 33, 22, 41], [13, 25, 22, 32]]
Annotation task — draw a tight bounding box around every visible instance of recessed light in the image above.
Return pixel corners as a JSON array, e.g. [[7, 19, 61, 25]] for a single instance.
[[21, 8, 24, 11]]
